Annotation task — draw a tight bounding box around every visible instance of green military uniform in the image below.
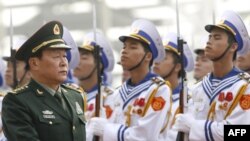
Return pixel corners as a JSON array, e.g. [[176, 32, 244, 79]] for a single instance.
[[1, 21, 86, 141], [2, 79, 86, 141]]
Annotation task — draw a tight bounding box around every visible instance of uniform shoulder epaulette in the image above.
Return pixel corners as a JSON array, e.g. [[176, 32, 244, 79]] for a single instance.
[[0, 92, 5, 96], [10, 85, 29, 95], [238, 72, 250, 83], [62, 83, 85, 94], [103, 86, 114, 96], [151, 77, 165, 86]]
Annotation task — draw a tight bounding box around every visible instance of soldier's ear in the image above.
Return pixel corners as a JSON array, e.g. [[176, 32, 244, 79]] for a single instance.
[[230, 42, 238, 53], [145, 51, 152, 62], [28, 58, 39, 70], [175, 63, 181, 73]]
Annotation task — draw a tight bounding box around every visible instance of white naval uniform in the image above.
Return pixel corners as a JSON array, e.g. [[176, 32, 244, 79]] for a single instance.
[[102, 73, 172, 141], [164, 83, 181, 141], [189, 68, 250, 141], [85, 84, 114, 141], [85, 84, 114, 121]]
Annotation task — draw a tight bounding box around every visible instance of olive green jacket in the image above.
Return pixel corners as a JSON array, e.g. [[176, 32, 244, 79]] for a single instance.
[[2, 79, 86, 141]]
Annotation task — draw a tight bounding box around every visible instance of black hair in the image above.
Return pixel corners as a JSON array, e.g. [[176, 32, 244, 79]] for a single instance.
[[140, 41, 153, 67], [225, 30, 237, 60]]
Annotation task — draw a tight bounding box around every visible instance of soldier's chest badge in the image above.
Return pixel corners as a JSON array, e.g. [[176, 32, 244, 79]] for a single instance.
[[42, 110, 55, 119], [87, 103, 94, 111], [218, 92, 233, 110], [76, 102, 83, 114]]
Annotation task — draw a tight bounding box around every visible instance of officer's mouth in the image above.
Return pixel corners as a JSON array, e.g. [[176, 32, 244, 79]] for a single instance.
[[59, 70, 68, 75]]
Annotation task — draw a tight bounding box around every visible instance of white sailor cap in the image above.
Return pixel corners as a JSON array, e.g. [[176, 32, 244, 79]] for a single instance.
[[79, 31, 115, 72], [205, 10, 250, 56], [63, 26, 80, 70], [119, 19, 165, 63], [162, 32, 194, 72]]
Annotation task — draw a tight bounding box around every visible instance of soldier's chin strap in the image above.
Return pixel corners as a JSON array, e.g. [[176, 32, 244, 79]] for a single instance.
[[79, 66, 97, 81], [17, 69, 28, 88], [128, 52, 147, 71], [211, 44, 231, 62], [163, 64, 177, 80]]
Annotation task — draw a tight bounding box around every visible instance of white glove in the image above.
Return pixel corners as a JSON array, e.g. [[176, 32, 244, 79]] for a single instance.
[[172, 113, 195, 133], [88, 117, 108, 137]]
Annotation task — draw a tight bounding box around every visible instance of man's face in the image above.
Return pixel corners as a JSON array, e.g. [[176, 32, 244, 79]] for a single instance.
[[205, 28, 230, 60], [73, 50, 95, 79], [120, 38, 148, 70], [236, 51, 250, 71], [153, 51, 177, 78], [194, 51, 213, 80], [34, 48, 68, 85], [5, 60, 27, 87]]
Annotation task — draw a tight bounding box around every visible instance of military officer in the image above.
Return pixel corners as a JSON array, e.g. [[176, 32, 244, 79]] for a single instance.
[[173, 10, 250, 141], [193, 37, 213, 81], [153, 32, 194, 141], [88, 19, 172, 141], [2, 21, 86, 141]]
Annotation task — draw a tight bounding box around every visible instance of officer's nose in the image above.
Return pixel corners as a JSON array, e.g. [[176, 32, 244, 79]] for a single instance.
[[60, 56, 68, 68]]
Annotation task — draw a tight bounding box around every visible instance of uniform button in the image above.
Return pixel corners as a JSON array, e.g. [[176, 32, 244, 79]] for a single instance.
[[49, 121, 53, 125], [73, 126, 76, 130]]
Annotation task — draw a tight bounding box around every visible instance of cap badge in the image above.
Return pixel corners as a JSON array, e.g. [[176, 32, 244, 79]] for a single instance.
[[131, 28, 139, 34], [53, 24, 60, 35], [218, 19, 225, 24], [83, 40, 91, 46]]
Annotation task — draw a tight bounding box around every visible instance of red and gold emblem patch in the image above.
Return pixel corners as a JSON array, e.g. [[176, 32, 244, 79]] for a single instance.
[[151, 96, 165, 111], [240, 95, 250, 110]]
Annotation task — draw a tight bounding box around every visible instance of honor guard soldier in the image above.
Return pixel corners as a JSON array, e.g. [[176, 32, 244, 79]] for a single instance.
[[2, 38, 31, 90], [88, 19, 172, 141], [193, 36, 213, 82], [153, 32, 194, 141], [236, 46, 250, 74], [2, 21, 86, 141], [173, 10, 250, 141], [74, 31, 115, 121]]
